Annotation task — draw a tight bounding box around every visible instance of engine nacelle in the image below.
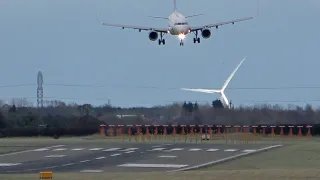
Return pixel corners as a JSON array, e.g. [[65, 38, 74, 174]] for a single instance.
[[149, 31, 158, 41], [201, 29, 211, 39]]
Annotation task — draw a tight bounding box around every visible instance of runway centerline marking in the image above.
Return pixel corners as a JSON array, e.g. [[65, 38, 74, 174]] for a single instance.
[[206, 149, 219, 152], [150, 148, 166, 151], [80, 160, 91, 163], [189, 148, 202, 151], [224, 149, 237, 152], [118, 163, 188, 168], [158, 155, 177, 158], [120, 148, 139, 151], [45, 155, 66, 158], [72, 148, 84, 151], [243, 149, 256, 153], [52, 148, 67, 151], [89, 148, 103, 151]]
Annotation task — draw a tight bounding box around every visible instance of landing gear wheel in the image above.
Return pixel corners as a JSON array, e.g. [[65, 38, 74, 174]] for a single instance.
[[158, 39, 161, 45], [162, 39, 165, 45], [193, 38, 196, 44], [197, 38, 200, 43]]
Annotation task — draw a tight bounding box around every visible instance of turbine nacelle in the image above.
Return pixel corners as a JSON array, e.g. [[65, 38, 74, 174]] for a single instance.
[[201, 29, 211, 39], [149, 31, 158, 41]]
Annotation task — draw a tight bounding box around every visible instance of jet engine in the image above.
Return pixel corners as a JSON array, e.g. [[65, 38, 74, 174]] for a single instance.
[[201, 29, 211, 39], [149, 31, 158, 41]]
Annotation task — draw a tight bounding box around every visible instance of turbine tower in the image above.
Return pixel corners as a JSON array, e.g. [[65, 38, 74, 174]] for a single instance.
[[37, 71, 44, 108], [181, 57, 246, 109]]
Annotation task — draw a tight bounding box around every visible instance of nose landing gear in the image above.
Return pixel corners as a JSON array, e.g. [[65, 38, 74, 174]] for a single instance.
[[179, 40, 184, 46]]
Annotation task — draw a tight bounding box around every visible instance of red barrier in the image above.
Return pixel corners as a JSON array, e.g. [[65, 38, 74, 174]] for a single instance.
[[288, 125, 294, 136], [270, 125, 276, 136], [252, 125, 258, 135], [225, 125, 231, 136], [100, 124, 106, 136], [190, 125, 195, 136], [234, 125, 240, 133], [154, 125, 158, 135], [127, 125, 132, 137], [172, 125, 177, 136], [181, 125, 186, 135], [118, 125, 123, 136], [216, 125, 222, 135], [279, 125, 285, 136], [307, 125, 312, 137], [109, 125, 115, 136], [297, 126, 303, 136], [136, 125, 141, 136], [261, 125, 267, 136], [163, 125, 168, 136]]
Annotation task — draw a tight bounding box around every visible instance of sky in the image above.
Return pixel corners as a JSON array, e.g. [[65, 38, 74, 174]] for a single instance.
[[0, 0, 320, 108]]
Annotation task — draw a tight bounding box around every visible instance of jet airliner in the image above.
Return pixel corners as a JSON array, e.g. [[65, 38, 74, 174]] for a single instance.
[[100, 0, 256, 46]]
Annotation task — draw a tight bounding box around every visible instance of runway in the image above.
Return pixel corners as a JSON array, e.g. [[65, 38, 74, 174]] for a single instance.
[[0, 143, 282, 173]]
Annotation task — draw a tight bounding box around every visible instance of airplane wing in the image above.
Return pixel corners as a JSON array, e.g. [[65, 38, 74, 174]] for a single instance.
[[189, 16, 254, 32], [101, 22, 168, 33], [181, 88, 220, 93]]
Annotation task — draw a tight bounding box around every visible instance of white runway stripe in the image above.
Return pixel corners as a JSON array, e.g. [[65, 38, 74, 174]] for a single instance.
[[95, 157, 106, 160], [206, 149, 219, 152], [189, 148, 202, 151], [61, 163, 75, 166], [224, 149, 237, 152], [121, 148, 139, 151], [243, 149, 256, 153], [103, 148, 122, 152], [118, 163, 188, 168], [80, 160, 91, 163], [45, 155, 66, 158], [89, 148, 103, 151], [124, 151, 135, 154], [33, 148, 49, 152], [158, 155, 177, 158], [52, 148, 67, 151], [151, 148, 166, 151], [168, 148, 184, 151], [72, 148, 84, 151], [110, 154, 121, 157], [80, 170, 103, 173], [0, 163, 21, 167]]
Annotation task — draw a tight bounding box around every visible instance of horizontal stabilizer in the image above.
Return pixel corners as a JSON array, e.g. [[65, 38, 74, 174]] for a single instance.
[[185, 14, 204, 18], [148, 16, 168, 20]]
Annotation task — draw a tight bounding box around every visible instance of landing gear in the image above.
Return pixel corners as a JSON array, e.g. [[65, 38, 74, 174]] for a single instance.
[[158, 32, 165, 45], [179, 40, 184, 46], [193, 31, 201, 44]]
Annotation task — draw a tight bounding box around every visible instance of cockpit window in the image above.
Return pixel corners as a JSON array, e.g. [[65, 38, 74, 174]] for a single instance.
[[174, 22, 188, 25]]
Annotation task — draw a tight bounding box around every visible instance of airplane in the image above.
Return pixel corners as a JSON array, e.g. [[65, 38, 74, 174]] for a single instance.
[[180, 57, 246, 109], [100, 0, 256, 46]]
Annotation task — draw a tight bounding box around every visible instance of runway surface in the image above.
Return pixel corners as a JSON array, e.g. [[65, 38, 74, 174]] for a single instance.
[[0, 143, 282, 173]]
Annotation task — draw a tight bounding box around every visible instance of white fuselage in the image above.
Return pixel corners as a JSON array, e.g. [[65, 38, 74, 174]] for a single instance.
[[168, 12, 190, 36]]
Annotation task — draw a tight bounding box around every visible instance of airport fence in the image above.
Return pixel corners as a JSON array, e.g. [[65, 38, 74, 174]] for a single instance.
[[98, 124, 315, 143]]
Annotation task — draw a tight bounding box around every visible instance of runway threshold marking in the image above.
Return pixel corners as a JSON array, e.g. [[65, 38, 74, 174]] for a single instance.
[[89, 148, 103, 151], [52, 148, 67, 151], [80, 160, 91, 163], [151, 148, 166, 151], [118, 163, 188, 168], [0, 145, 65, 157], [72, 148, 84, 151], [120, 148, 139, 151], [0, 163, 21, 167]]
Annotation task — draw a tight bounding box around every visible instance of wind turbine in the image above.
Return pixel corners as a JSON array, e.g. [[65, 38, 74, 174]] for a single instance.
[[181, 57, 246, 109]]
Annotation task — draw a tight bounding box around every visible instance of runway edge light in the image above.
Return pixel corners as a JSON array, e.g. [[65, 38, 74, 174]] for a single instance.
[[39, 171, 53, 179]]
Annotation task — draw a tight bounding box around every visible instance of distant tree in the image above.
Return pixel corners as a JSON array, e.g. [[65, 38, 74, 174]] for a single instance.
[[9, 104, 16, 113], [193, 102, 199, 111], [212, 99, 224, 109]]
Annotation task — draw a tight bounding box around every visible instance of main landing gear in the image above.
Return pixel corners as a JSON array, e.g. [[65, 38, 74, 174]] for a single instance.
[[158, 32, 165, 45], [193, 31, 200, 44]]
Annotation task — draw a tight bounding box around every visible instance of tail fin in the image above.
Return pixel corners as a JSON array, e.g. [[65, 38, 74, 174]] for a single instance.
[[174, 0, 177, 12]]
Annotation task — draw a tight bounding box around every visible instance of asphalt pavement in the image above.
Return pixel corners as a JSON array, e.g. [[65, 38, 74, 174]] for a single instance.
[[0, 142, 282, 174]]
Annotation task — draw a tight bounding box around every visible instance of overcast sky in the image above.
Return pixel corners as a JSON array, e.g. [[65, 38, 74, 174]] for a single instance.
[[0, 0, 320, 107]]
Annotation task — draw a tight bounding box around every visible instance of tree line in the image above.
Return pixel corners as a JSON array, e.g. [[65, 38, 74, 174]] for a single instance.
[[0, 98, 319, 137]]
